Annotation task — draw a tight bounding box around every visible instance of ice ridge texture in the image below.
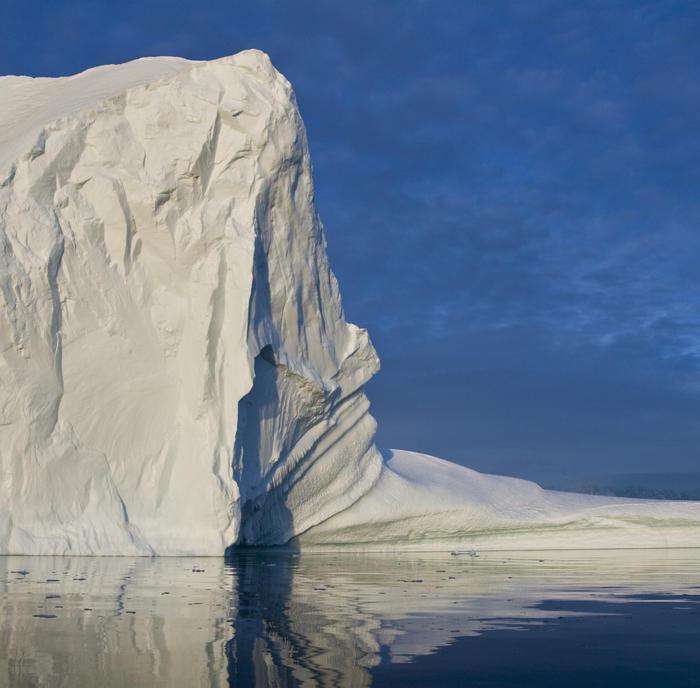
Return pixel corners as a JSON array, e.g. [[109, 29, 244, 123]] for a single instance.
[[0, 52, 382, 555]]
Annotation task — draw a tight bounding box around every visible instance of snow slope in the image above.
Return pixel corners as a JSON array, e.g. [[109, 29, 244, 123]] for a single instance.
[[0, 52, 381, 555], [297, 450, 700, 550]]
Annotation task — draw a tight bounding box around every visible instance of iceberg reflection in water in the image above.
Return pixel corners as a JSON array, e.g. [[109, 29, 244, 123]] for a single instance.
[[1, 550, 700, 686]]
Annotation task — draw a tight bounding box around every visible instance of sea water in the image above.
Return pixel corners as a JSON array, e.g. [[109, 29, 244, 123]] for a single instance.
[[1, 549, 699, 686]]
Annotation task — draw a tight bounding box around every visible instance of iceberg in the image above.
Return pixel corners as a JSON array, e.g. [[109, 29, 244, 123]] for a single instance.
[[0, 51, 381, 555], [1, 52, 698, 555]]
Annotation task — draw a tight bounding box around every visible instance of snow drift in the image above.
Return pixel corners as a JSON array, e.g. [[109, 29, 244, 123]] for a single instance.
[[1, 52, 698, 555], [298, 450, 700, 550]]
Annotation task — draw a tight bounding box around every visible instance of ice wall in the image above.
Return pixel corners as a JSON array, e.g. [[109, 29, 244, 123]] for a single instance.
[[0, 51, 381, 555]]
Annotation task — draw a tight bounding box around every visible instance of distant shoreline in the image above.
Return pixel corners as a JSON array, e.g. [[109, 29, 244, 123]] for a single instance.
[[545, 472, 700, 501]]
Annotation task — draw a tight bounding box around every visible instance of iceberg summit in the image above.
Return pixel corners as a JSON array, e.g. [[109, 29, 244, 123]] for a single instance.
[[0, 52, 698, 555]]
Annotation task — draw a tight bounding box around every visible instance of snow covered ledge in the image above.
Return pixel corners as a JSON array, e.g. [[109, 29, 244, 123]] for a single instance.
[[0, 51, 381, 555], [297, 450, 700, 551]]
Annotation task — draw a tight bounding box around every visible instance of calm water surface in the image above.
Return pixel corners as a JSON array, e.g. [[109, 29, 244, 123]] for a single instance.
[[1, 549, 700, 686]]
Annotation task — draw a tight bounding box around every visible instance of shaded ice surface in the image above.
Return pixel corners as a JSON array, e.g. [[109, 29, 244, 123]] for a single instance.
[[0, 52, 699, 555]]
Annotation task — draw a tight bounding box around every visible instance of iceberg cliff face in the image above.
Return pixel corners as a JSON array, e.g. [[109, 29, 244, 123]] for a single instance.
[[0, 51, 381, 555]]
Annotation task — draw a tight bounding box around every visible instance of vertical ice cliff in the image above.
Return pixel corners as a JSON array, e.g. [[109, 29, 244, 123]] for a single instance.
[[0, 51, 382, 555]]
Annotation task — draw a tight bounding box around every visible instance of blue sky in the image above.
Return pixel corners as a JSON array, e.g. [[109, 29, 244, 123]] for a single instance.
[[2, 0, 699, 484]]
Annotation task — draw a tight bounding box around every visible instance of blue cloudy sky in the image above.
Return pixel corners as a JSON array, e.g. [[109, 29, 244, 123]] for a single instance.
[[2, 1, 699, 485]]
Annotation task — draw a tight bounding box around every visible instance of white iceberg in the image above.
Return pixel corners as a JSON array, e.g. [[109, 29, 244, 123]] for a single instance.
[[0, 51, 381, 555], [0, 52, 698, 555]]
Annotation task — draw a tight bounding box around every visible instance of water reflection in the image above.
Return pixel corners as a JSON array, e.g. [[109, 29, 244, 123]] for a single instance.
[[1, 549, 699, 686]]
